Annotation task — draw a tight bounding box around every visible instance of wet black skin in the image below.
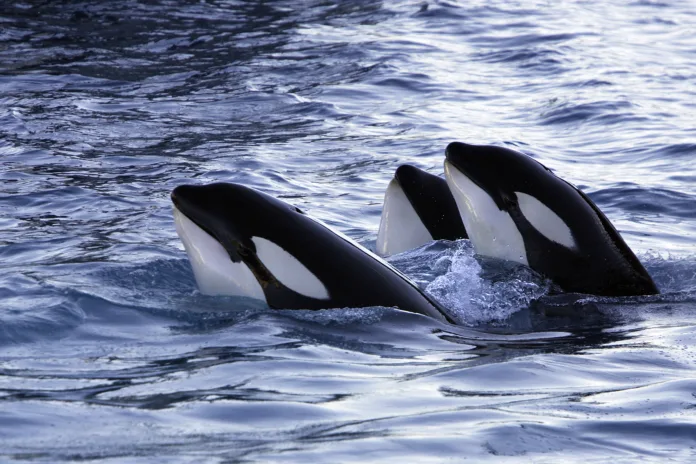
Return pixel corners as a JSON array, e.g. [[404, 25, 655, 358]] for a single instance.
[[171, 183, 455, 323], [394, 165, 468, 241], [445, 142, 658, 297]]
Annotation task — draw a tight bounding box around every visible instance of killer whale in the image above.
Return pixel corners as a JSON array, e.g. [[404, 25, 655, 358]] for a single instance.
[[171, 183, 454, 323], [444, 142, 658, 297], [376, 164, 468, 256]]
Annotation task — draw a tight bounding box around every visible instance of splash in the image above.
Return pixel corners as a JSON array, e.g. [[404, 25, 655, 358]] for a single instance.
[[423, 241, 551, 325], [640, 252, 696, 294]]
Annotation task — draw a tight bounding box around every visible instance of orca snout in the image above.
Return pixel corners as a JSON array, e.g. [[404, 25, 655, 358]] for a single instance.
[[170, 184, 217, 227], [171, 185, 192, 212], [393, 164, 420, 186], [171, 184, 198, 204], [444, 142, 480, 172], [171, 183, 228, 215]]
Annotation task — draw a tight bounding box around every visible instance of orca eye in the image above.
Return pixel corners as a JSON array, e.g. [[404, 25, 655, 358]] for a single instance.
[[294, 207, 304, 214], [501, 193, 517, 210], [236, 243, 253, 259]]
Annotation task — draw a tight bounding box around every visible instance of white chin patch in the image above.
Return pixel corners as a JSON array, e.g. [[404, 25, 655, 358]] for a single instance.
[[444, 161, 528, 266], [251, 237, 330, 300], [516, 192, 576, 249], [376, 178, 433, 256], [173, 207, 266, 301]]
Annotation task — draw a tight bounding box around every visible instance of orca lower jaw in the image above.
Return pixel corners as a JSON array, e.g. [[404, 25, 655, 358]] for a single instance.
[[443, 161, 529, 266]]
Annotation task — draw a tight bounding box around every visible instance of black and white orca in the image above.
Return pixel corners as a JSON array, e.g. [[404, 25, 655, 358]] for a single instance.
[[444, 142, 658, 297], [171, 183, 454, 323], [376, 164, 468, 256]]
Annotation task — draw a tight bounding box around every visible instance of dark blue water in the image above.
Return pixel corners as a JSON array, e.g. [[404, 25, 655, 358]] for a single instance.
[[1, 1, 696, 461]]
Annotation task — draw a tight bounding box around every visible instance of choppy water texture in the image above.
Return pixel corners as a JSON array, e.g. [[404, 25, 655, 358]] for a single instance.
[[1, 1, 696, 462]]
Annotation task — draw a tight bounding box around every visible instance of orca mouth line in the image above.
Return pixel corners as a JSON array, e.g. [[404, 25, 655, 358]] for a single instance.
[[444, 147, 489, 187], [171, 191, 234, 256], [170, 190, 188, 217], [444, 160, 493, 202]]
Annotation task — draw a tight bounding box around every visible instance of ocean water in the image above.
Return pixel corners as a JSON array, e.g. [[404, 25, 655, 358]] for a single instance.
[[1, 0, 695, 462]]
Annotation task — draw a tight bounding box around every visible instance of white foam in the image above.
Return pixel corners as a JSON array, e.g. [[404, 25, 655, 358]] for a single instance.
[[425, 241, 550, 325]]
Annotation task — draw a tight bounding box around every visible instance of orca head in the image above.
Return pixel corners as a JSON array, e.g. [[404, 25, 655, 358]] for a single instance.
[[444, 142, 578, 266], [443, 141, 659, 296], [376, 164, 468, 256], [171, 182, 455, 319], [171, 183, 330, 305], [376, 165, 434, 256]]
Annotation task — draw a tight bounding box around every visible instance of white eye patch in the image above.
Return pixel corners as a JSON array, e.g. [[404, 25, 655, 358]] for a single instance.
[[515, 192, 576, 249], [376, 178, 433, 256], [251, 236, 330, 300]]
